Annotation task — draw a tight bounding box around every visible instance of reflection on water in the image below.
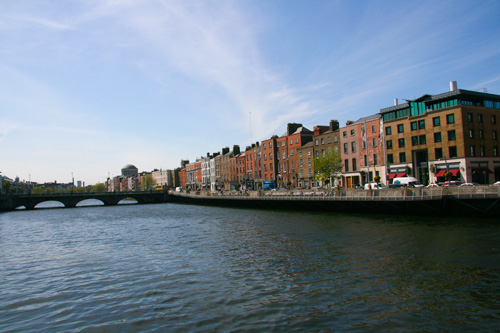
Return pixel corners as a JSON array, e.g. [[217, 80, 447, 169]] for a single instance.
[[0, 204, 499, 331]]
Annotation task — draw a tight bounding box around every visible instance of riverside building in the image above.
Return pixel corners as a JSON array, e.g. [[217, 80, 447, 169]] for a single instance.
[[381, 81, 500, 185]]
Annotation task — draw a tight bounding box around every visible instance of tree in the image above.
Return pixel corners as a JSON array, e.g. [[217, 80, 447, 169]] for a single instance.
[[2, 180, 12, 194], [92, 183, 107, 192], [142, 174, 156, 190], [313, 148, 343, 188]]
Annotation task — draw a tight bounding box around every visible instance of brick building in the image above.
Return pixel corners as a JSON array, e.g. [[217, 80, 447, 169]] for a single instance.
[[381, 81, 500, 185]]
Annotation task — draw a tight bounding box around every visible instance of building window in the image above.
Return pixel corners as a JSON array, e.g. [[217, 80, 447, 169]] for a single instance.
[[351, 142, 356, 153], [350, 129, 355, 136], [433, 117, 440, 127], [321, 149, 325, 157], [315, 139, 318, 146], [315, 151, 319, 158], [296, 138, 299, 144], [282, 142, 285, 147], [321, 138, 325, 144], [345, 159, 349, 172], [300, 159, 303, 167], [419, 135, 426, 145], [299, 151, 302, 157], [449, 146, 457, 158], [447, 114, 455, 124], [399, 152, 406, 163], [387, 140, 393, 149], [263, 143, 266, 149], [387, 154, 394, 164], [269, 142, 272, 148], [479, 130, 484, 140], [289, 139, 293, 145], [372, 138, 377, 147], [435, 148, 443, 160], [411, 121, 417, 131], [344, 143, 348, 154], [307, 150, 311, 156], [283, 151, 286, 159], [364, 155, 367, 166], [493, 130, 498, 140], [469, 129, 474, 139], [371, 125, 376, 133], [494, 146, 499, 157], [307, 158, 311, 166], [398, 138, 405, 148], [308, 168, 312, 176], [470, 145, 476, 157], [492, 115, 497, 125], [434, 132, 442, 143], [334, 136, 338, 143], [397, 124, 404, 133], [419, 120, 425, 129], [373, 154, 378, 165], [480, 145, 486, 157], [386, 126, 392, 135], [412, 136, 419, 146], [352, 158, 357, 171], [343, 131, 347, 137], [448, 130, 456, 141], [290, 149, 293, 156], [328, 137, 331, 144], [478, 114, 483, 123], [468, 113, 473, 122]]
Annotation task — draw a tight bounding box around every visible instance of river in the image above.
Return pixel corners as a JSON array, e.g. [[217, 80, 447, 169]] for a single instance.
[[1, 203, 499, 331]]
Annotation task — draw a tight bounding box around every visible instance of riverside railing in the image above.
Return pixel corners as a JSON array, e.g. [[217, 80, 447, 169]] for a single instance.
[[173, 186, 500, 201]]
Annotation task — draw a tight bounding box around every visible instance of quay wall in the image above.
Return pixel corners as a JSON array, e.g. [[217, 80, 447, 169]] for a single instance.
[[169, 187, 500, 218]]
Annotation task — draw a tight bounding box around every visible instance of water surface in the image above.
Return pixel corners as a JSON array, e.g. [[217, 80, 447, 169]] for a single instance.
[[1, 204, 499, 331]]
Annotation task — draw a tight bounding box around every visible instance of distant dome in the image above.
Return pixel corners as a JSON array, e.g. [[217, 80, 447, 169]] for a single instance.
[[122, 164, 137, 170], [121, 164, 138, 177]]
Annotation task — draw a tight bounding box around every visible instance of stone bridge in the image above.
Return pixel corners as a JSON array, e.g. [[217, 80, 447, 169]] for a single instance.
[[0, 191, 170, 212]]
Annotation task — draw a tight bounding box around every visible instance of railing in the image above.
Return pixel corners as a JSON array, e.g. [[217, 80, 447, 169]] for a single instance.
[[172, 186, 500, 201]]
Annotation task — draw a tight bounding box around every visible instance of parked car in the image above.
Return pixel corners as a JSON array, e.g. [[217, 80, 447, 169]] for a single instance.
[[460, 183, 479, 187], [364, 183, 386, 190], [426, 184, 440, 188], [492, 181, 500, 186], [443, 181, 460, 186]]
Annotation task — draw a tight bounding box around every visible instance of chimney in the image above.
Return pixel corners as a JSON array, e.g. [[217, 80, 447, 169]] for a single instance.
[[222, 147, 229, 155], [450, 81, 458, 91], [330, 120, 339, 131], [394, 98, 398, 106], [233, 145, 240, 155]]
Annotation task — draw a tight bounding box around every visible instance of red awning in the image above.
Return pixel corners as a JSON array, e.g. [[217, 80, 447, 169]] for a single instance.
[[449, 169, 459, 176], [435, 170, 446, 177], [396, 173, 406, 177], [389, 173, 397, 179]]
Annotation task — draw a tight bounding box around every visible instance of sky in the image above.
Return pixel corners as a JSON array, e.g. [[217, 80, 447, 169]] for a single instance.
[[1, 0, 500, 185]]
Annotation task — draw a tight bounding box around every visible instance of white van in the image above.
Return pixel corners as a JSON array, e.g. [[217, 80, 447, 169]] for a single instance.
[[364, 183, 386, 190], [392, 177, 424, 188]]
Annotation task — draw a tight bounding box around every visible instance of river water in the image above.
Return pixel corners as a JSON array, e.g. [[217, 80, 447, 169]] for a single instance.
[[1, 203, 499, 332]]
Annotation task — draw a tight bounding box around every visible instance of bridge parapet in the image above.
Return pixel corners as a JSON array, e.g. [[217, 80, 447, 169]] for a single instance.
[[0, 191, 170, 211]]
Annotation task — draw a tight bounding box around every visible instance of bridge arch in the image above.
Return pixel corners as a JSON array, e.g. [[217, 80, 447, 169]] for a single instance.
[[75, 199, 105, 207], [34, 200, 65, 209], [117, 197, 139, 205]]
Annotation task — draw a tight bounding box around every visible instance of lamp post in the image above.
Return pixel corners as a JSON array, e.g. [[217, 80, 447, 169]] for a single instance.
[[439, 156, 449, 182]]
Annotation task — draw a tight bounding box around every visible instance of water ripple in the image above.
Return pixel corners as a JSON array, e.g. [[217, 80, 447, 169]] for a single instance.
[[1, 205, 500, 331]]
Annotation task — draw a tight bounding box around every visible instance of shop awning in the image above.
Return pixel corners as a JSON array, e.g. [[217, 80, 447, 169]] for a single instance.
[[389, 173, 397, 179], [435, 170, 446, 177], [449, 169, 459, 176], [396, 173, 406, 177]]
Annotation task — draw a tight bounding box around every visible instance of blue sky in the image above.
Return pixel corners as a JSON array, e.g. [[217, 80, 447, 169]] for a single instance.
[[1, 0, 500, 185]]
